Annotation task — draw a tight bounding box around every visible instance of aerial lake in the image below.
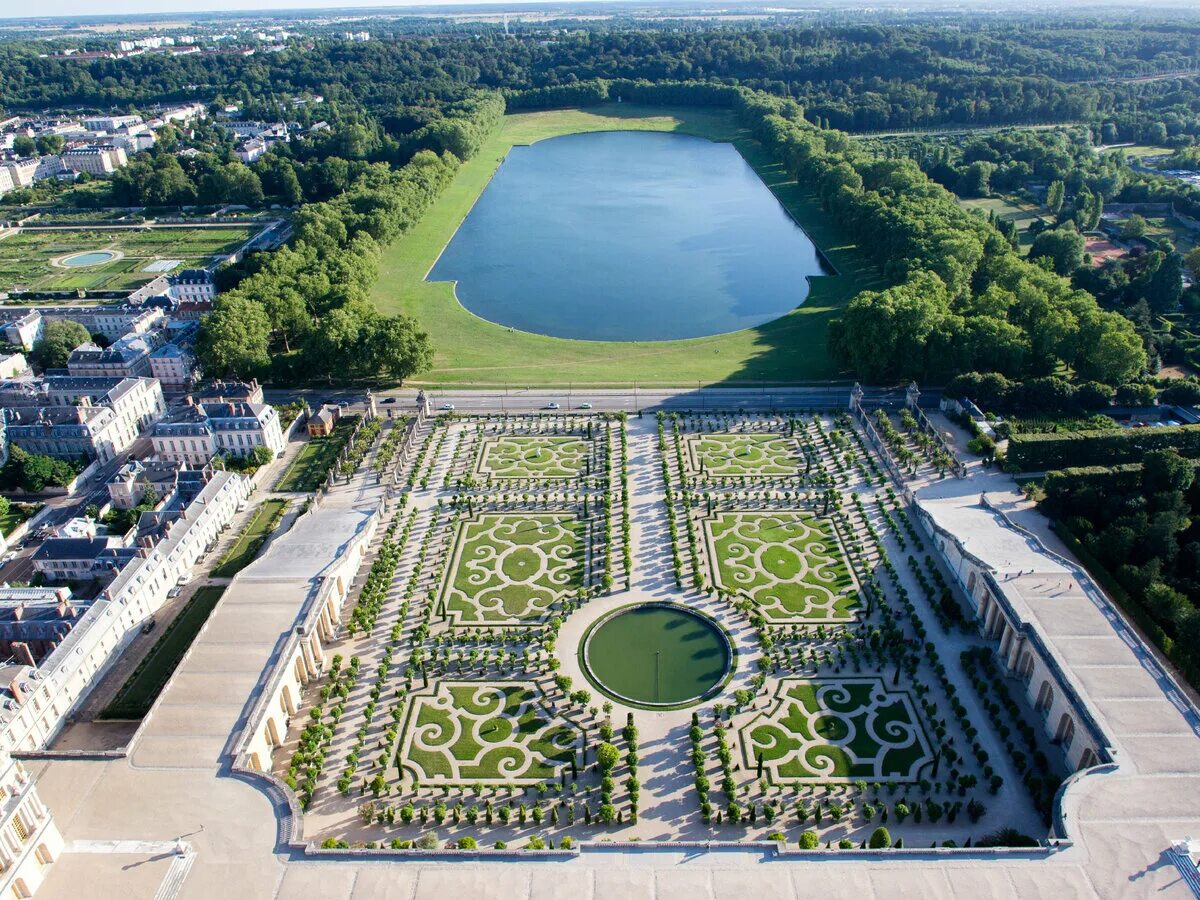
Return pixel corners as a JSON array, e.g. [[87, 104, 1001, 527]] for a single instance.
[[428, 130, 828, 342]]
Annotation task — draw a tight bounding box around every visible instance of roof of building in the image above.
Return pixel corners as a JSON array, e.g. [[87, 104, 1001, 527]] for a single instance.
[[32, 536, 122, 563]]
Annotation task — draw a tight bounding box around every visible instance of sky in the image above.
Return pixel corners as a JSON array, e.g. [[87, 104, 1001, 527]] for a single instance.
[[6, 0, 563, 19]]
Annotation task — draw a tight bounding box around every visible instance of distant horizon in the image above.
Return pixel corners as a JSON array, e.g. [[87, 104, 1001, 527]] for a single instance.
[[3, 0, 566, 22], [7, 0, 1200, 24]]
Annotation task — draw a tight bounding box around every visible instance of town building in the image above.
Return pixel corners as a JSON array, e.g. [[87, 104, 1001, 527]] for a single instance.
[[308, 404, 340, 437], [4, 305, 164, 344], [0, 354, 30, 380], [0, 466, 252, 752], [0, 313, 42, 351], [60, 145, 128, 176], [0, 587, 85, 664], [148, 342, 197, 396], [106, 458, 187, 509], [152, 397, 284, 465], [166, 269, 215, 304], [235, 138, 266, 164], [66, 333, 157, 379], [31, 535, 129, 582], [2, 376, 165, 464], [0, 156, 67, 190], [79, 115, 142, 133]]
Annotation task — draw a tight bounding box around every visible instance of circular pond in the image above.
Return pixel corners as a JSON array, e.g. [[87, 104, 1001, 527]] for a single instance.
[[61, 250, 116, 267], [581, 603, 733, 707]]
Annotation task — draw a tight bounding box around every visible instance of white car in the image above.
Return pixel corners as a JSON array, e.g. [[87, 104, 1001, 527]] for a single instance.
[[545, 402, 560, 410], [440, 403, 456, 411], [578, 402, 593, 410]]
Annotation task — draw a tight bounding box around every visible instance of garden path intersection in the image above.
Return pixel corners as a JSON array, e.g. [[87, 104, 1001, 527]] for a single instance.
[[17, 403, 1200, 900]]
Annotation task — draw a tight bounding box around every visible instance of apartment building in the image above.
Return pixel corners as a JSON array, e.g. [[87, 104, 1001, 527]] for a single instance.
[[148, 342, 197, 396], [0, 314, 42, 352], [152, 397, 284, 465], [60, 145, 127, 177], [67, 333, 156, 379], [3, 376, 164, 464], [166, 269, 215, 304]]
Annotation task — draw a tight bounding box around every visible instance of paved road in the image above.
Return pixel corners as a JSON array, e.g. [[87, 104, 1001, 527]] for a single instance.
[[265, 385, 937, 415]]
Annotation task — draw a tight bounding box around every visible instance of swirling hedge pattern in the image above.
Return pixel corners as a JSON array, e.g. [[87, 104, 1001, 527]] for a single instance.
[[741, 678, 931, 782], [443, 513, 584, 626], [401, 682, 580, 784], [685, 433, 802, 477], [477, 436, 588, 479], [706, 511, 857, 621]]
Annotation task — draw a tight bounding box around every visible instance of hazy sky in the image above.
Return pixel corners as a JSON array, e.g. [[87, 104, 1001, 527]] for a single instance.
[[4, 0, 554, 18]]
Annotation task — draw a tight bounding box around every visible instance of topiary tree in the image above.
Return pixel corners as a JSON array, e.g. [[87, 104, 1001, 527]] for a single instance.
[[869, 826, 892, 849], [596, 742, 620, 773], [798, 830, 820, 850]]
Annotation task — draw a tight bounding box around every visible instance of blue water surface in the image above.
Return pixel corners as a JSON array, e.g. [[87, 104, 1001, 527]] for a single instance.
[[428, 130, 827, 342]]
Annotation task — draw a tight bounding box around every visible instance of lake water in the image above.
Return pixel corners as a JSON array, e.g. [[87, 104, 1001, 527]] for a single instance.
[[428, 130, 828, 342]]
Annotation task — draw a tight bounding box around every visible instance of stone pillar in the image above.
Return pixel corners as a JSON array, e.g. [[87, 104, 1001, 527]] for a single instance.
[[850, 383, 864, 412]]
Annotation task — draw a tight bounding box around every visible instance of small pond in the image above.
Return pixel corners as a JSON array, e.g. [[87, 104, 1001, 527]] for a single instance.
[[428, 130, 828, 341], [581, 604, 732, 707], [61, 250, 117, 267]]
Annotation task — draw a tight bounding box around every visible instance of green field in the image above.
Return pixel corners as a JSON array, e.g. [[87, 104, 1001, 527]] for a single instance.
[[958, 195, 1050, 253], [211, 499, 288, 578], [0, 225, 255, 292], [99, 586, 226, 720], [370, 105, 885, 386], [273, 419, 358, 492]]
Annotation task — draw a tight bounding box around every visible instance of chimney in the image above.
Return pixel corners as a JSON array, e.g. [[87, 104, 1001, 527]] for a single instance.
[[12, 642, 35, 668]]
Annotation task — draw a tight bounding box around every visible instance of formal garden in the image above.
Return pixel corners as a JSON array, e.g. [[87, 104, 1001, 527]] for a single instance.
[[277, 409, 1052, 852]]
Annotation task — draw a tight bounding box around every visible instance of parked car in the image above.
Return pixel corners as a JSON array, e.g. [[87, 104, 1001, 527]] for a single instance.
[[141, 618, 157, 635]]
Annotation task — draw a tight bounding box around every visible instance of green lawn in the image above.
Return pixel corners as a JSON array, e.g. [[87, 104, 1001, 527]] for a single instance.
[[370, 104, 885, 386], [98, 586, 226, 720], [211, 499, 288, 578], [273, 419, 358, 493], [0, 502, 39, 537]]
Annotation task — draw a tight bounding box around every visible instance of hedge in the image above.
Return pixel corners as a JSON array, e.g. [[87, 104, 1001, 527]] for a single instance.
[[1042, 463, 1145, 495], [1008, 424, 1200, 471]]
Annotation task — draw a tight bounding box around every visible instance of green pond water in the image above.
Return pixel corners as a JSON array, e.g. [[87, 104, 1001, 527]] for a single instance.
[[584, 605, 731, 706]]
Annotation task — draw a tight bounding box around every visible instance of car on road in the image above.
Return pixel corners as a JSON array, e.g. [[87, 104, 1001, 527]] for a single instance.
[[440, 403, 456, 411], [141, 618, 157, 635], [545, 402, 560, 410], [578, 402, 593, 410], [381, 397, 396, 404], [167, 586, 184, 599]]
